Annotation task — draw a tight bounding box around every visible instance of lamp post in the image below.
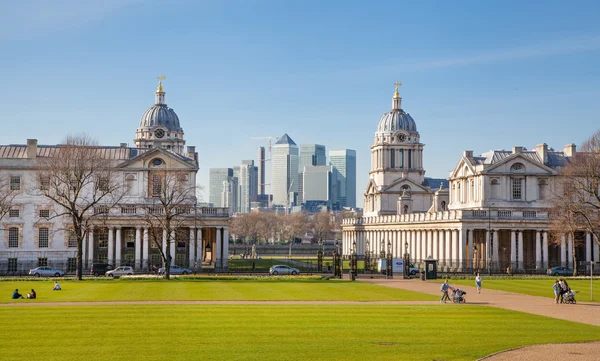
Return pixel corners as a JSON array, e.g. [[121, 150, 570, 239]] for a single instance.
[[317, 240, 323, 272], [404, 241, 410, 279], [351, 240, 357, 281], [386, 240, 393, 279], [365, 239, 371, 274], [333, 241, 342, 279]]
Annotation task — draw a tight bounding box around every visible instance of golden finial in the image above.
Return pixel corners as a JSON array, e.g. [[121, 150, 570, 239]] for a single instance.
[[156, 75, 166, 92], [393, 81, 402, 98]]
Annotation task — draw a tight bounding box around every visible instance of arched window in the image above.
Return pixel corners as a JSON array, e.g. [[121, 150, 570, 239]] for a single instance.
[[403, 205, 409, 214], [538, 179, 548, 200], [491, 178, 500, 199], [510, 163, 525, 173], [457, 183, 461, 203], [441, 201, 447, 211], [125, 174, 137, 195]]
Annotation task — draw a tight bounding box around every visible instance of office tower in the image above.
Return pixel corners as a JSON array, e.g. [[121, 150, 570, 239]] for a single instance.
[[329, 149, 357, 208], [271, 133, 298, 207], [209, 168, 233, 207], [239, 160, 258, 213], [303, 165, 332, 202], [222, 177, 238, 214], [257, 146, 265, 195], [298, 144, 326, 204]]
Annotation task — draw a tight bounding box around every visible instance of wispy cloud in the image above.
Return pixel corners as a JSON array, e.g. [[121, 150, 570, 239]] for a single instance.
[[351, 34, 600, 74], [0, 0, 143, 41]]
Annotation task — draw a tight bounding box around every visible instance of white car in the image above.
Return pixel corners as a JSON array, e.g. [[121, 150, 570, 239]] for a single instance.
[[28, 267, 64, 277], [269, 265, 300, 276], [106, 266, 134, 278], [158, 265, 192, 275]]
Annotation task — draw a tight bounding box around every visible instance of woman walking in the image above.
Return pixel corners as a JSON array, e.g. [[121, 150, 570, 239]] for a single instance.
[[475, 273, 482, 294], [553, 280, 561, 304]]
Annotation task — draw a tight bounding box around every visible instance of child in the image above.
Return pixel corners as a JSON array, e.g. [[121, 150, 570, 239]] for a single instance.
[[552, 280, 561, 304], [475, 273, 482, 294]]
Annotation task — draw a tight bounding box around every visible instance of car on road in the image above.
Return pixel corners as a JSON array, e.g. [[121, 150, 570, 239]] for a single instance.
[[29, 267, 64, 277], [269, 265, 300, 275], [158, 265, 192, 275], [90, 263, 114, 277], [547, 266, 573, 277], [106, 266, 134, 278]]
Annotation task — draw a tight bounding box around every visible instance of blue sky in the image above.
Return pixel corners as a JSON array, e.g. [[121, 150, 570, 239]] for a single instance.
[[2, 0, 600, 205]]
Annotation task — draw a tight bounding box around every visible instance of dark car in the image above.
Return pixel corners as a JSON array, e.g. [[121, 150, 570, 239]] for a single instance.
[[547, 266, 573, 277], [91, 263, 114, 277]]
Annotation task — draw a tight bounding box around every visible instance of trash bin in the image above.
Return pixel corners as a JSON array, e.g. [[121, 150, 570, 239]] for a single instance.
[[424, 258, 438, 280]]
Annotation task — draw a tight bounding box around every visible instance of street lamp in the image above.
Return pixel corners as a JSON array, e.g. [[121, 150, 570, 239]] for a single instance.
[[404, 241, 410, 279], [386, 240, 393, 279], [351, 240, 357, 281]]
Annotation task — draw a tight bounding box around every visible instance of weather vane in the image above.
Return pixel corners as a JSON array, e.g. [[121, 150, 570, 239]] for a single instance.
[[157, 75, 166, 82], [394, 81, 402, 88]]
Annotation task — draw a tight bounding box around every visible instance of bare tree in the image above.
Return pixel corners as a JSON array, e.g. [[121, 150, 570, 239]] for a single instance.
[[142, 169, 197, 279], [35, 134, 125, 280], [0, 176, 19, 220], [312, 211, 334, 244]]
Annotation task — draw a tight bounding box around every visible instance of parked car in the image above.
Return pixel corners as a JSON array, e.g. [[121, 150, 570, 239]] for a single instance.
[[547, 266, 573, 277], [106, 266, 134, 278], [158, 265, 192, 275], [90, 263, 114, 277], [29, 267, 64, 277], [269, 265, 300, 275]]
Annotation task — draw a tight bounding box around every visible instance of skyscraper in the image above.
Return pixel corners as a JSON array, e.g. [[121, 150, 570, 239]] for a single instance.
[[209, 168, 233, 207], [329, 149, 357, 208], [271, 133, 298, 207], [239, 160, 258, 213], [257, 146, 265, 195], [303, 165, 332, 202], [298, 144, 326, 204]]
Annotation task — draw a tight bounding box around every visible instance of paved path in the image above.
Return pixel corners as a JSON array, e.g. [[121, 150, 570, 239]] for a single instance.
[[481, 341, 600, 361], [360, 278, 600, 326]]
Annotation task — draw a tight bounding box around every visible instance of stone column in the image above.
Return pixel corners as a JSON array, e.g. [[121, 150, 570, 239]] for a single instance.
[[189, 228, 196, 267], [162, 229, 167, 266], [445, 230, 452, 268], [415, 230, 422, 263], [223, 226, 229, 270], [135, 227, 141, 270], [517, 231, 524, 271], [451, 230, 458, 269], [560, 234, 566, 267], [467, 229, 474, 269], [567, 233, 573, 269], [432, 230, 439, 260], [170, 230, 176, 265], [542, 231, 549, 269], [492, 230, 499, 266], [197, 227, 203, 263], [216, 228, 223, 270], [458, 229, 467, 270], [586, 232, 592, 263], [88, 228, 94, 265], [115, 227, 122, 267], [107, 227, 114, 265], [485, 229, 490, 270], [535, 231, 541, 270], [510, 230, 517, 270], [142, 228, 149, 270], [594, 235, 600, 263]]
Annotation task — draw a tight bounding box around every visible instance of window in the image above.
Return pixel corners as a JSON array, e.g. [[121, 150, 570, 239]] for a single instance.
[[510, 163, 525, 172], [512, 178, 523, 200], [38, 258, 48, 267], [538, 179, 548, 200], [98, 254, 107, 263], [39, 175, 50, 190], [150, 254, 161, 265], [151, 174, 162, 197], [8, 258, 17, 272], [96, 228, 108, 248], [38, 227, 49, 248], [10, 176, 21, 190], [67, 230, 77, 248], [9, 209, 19, 218], [125, 174, 136, 195], [39, 209, 50, 218], [67, 258, 76, 272], [97, 177, 109, 192], [175, 254, 186, 267], [441, 201, 447, 211], [8, 227, 18, 247], [123, 229, 135, 248], [390, 149, 395, 168], [124, 254, 135, 266], [399, 149, 404, 168], [403, 205, 409, 214], [491, 178, 500, 199]]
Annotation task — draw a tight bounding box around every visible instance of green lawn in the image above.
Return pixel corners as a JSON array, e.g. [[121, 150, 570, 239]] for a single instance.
[[0, 305, 597, 361], [1, 279, 437, 302], [449, 279, 600, 302]]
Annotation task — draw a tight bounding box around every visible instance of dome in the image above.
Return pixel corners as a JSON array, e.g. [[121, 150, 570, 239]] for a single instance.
[[376, 109, 417, 134], [139, 104, 181, 131]]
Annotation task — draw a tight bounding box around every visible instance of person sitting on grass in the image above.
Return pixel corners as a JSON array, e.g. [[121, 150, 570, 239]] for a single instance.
[[12, 289, 24, 299], [52, 281, 61, 291], [27, 289, 36, 299]]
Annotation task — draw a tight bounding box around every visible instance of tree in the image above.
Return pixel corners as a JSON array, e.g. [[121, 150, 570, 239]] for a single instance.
[[0, 176, 19, 220], [35, 134, 125, 280], [312, 211, 334, 244], [142, 169, 197, 279]]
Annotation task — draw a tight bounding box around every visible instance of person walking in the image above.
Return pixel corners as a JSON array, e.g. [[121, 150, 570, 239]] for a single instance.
[[440, 279, 451, 303], [475, 273, 482, 294], [559, 279, 567, 303], [552, 280, 561, 304]]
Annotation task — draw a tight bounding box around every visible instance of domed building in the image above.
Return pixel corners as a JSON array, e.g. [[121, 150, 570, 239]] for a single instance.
[[363, 83, 447, 216], [134, 79, 186, 154]]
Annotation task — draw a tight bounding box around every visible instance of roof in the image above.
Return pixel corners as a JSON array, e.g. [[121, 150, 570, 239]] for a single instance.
[[275, 133, 296, 146], [423, 177, 449, 189], [472, 150, 569, 168]]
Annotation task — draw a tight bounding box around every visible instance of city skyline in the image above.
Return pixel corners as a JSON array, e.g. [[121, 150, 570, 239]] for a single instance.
[[2, 1, 600, 206]]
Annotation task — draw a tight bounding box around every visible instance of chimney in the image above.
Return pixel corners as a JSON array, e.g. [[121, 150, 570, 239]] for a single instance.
[[534, 143, 548, 164], [512, 146, 523, 154], [463, 150, 473, 157], [120, 143, 127, 148], [563, 143, 576, 158], [187, 146, 196, 159], [27, 139, 38, 158]]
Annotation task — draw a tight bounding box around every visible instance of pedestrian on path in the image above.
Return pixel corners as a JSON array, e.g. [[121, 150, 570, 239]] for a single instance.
[[553, 280, 561, 304], [475, 273, 482, 294], [440, 279, 451, 303]]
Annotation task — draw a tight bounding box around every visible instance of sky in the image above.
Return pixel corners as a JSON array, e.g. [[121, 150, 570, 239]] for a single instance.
[[2, 0, 600, 206]]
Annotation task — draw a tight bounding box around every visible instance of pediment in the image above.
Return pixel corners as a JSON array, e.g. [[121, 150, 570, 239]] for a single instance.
[[382, 176, 430, 193], [484, 153, 556, 175], [364, 179, 378, 195], [449, 157, 476, 179], [117, 148, 197, 171]]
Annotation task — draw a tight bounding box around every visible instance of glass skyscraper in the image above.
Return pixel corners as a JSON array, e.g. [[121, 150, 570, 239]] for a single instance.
[[329, 149, 357, 208]]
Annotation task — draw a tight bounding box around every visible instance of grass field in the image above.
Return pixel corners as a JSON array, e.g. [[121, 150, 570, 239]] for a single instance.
[[1, 279, 437, 303], [1, 304, 598, 361], [449, 279, 600, 302]]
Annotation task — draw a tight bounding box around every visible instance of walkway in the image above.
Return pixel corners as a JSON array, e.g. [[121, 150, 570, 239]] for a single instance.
[[360, 278, 600, 326]]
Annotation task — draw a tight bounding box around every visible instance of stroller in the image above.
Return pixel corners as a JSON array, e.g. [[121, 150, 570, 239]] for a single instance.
[[562, 290, 578, 304], [452, 288, 467, 303]]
